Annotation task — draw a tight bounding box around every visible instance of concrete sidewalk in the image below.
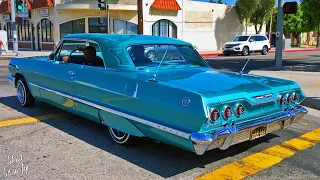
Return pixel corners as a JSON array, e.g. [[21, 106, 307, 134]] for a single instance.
[[250, 70, 320, 110], [0, 50, 51, 60]]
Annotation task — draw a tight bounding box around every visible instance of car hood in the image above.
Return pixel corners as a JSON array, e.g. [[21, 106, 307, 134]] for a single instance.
[[154, 68, 297, 101]]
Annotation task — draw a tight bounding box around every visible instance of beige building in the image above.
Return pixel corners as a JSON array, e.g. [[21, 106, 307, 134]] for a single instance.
[[0, 0, 265, 51]]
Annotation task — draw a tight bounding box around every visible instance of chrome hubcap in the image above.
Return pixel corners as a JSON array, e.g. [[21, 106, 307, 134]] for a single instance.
[[244, 48, 248, 55], [263, 47, 267, 53], [17, 81, 26, 104]]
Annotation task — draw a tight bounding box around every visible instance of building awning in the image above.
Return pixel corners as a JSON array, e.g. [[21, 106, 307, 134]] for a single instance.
[[31, 0, 54, 9], [0, 0, 10, 14], [150, 0, 182, 11]]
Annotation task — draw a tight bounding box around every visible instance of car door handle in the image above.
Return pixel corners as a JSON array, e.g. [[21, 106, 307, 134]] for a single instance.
[[68, 71, 75, 76]]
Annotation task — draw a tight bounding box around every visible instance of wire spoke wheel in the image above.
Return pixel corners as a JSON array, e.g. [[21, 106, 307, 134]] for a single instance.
[[17, 80, 26, 105], [108, 127, 130, 144]]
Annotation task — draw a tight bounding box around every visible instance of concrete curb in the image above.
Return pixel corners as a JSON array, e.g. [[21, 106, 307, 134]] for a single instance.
[[301, 97, 320, 111], [200, 48, 320, 57]]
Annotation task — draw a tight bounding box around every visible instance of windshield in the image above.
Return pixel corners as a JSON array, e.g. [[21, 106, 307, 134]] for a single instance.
[[126, 44, 208, 69], [232, 36, 249, 42]]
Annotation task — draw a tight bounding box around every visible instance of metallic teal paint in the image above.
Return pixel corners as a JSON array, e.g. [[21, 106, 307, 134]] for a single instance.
[[8, 34, 307, 155]]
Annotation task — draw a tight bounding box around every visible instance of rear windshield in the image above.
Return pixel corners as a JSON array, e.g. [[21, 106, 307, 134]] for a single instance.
[[126, 44, 208, 69]]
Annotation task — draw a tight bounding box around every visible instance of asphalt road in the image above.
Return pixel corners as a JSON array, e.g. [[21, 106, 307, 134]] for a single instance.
[[0, 52, 320, 180], [204, 51, 320, 72]]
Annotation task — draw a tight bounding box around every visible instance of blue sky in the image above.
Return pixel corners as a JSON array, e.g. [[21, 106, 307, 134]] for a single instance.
[[194, 0, 300, 5]]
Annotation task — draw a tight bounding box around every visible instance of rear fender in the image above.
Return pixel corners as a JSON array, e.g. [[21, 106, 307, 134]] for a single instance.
[[98, 110, 145, 137]]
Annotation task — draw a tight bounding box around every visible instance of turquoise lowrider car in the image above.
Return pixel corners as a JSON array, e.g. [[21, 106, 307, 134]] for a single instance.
[[8, 34, 308, 155]]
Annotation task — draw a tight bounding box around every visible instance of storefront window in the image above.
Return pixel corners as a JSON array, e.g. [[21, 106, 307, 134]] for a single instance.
[[18, 20, 32, 41], [41, 18, 54, 42], [152, 20, 177, 38], [113, 19, 137, 34], [89, 17, 108, 33], [4, 22, 11, 40], [60, 18, 85, 38]]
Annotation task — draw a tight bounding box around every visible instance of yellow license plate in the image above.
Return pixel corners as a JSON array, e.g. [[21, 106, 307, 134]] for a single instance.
[[251, 125, 267, 140]]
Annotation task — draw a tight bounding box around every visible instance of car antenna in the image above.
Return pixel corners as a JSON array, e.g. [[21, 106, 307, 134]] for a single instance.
[[239, 49, 256, 76], [149, 45, 169, 82]]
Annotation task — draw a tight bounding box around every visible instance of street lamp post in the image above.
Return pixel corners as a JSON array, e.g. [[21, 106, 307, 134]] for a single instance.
[[10, 0, 19, 55], [275, 0, 284, 69]]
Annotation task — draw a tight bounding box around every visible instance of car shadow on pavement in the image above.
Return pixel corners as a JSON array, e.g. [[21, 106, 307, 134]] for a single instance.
[[42, 111, 279, 178], [0, 96, 66, 118], [0, 95, 280, 178]]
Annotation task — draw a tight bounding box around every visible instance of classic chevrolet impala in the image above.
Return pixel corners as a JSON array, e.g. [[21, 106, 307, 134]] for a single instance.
[[8, 34, 307, 155]]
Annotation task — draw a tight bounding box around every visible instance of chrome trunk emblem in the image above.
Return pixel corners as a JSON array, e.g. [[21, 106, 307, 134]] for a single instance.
[[182, 97, 190, 106]]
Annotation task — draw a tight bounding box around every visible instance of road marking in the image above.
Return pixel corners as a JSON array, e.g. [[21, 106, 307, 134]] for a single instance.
[[196, 128, 320, 180], [0, 113, 68, 128]]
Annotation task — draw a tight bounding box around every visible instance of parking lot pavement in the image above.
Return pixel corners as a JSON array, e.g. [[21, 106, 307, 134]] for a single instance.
[[203, 51, 320, 72], [0, 59, 320, 179]]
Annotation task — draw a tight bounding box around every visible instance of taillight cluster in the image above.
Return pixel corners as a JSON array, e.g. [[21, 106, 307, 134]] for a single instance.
[[279, 93, 299, 107], [209, 104, 245, 123]]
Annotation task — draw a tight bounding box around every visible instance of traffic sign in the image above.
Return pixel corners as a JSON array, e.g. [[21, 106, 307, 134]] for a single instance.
[[276, 31, 280, 38], [17, 11, 28, 18]]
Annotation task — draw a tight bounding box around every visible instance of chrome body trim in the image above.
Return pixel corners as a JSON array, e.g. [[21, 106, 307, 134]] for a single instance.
[[191, 106, 308, 155], [8, 63, 19, 70], [29, 83, 190, 139], [8, 76, 15, 87]]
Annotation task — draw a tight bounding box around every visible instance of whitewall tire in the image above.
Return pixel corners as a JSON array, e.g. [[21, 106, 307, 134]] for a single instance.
[[17, 78, 35, 107]]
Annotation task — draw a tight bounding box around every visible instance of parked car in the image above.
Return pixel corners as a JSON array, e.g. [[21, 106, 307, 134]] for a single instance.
[[222, 34, 270, 56], [143, 45, 182, 61], [8, 34, 307, 155]]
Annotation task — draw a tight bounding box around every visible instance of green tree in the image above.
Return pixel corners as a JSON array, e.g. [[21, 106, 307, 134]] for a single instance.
[[272, 5, 315, 46], [218, 0, 223, 3], [209, 0, 214, 3], [301, 0, 320, 47], [250, 0, 275, 34], [235, 0, 258, 34]]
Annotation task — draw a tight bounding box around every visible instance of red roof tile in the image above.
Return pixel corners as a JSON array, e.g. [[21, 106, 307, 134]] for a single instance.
[[150, 0, 181, 11], [31, 0, 53, 9], [0, 0, 10, 14]]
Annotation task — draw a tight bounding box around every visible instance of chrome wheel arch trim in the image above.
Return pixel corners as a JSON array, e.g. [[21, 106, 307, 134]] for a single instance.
[[29, 83, 190, 139]]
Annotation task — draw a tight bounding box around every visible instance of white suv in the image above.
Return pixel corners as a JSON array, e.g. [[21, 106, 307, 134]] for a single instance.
[[222, 34, 270, 56]]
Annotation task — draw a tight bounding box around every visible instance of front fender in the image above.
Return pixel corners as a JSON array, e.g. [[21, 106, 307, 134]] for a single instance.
[[99, 110, 145, 137]]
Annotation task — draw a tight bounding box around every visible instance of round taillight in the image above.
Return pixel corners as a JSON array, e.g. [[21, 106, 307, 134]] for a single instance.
[[224, 106, 233, 119], [236, 104, 245, 116], [293, 93, 298, 102], [210, 109, 220, 122], [279, 96, 284, 106], [286, 94, 291, 104]]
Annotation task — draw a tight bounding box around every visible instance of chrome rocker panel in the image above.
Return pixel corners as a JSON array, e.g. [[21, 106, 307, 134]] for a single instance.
[[8, 76, 15, 87], [190, 106, 308, 155]]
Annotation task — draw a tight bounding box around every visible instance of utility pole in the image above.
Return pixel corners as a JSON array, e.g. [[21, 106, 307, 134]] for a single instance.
[[107, 4, 110, 33], [275, 0, 284, 69], [137, 0, 143, 34], [10, 0, 19, 55], [268, 8, 274, 50]]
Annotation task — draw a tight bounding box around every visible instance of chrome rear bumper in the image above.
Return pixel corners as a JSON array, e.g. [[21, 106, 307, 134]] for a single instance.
[[190, 106, 308, 155], [8, 76, 15, 87]]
